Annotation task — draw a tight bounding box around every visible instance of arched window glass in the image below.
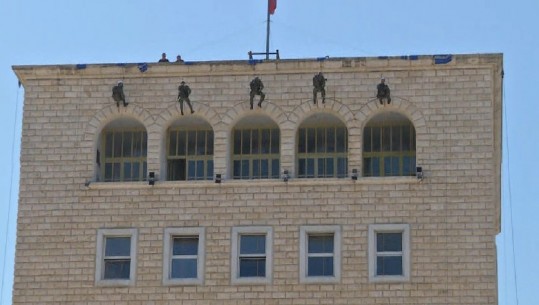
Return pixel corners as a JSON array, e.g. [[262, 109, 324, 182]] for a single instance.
[[297, 114, 348, 178], [363, 112, 416, 177], [167, 117, 214, 181], [100, 119, 147, 182], [232, 116, 280, 179]]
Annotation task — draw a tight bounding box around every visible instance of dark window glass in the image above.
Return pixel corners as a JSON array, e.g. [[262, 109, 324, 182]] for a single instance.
[[234, 130, 241, 155], [402, 126, 411, 151], [377, 233, 402, 252], [187, 131, 196, 156], [196, 130, 206, 155], [253, 159, 260, 178], [308, 257, 334, 276], [298, 158, 306, 177], [207, 131, 214, 155], [241, 160, 249, 178], [326, 127, 336, 153], [188, 160, 196, 180], [240, 235, 265, 254], [242, 129, 251, 155], [376, 256, 403, 276], [363, 127, 372, 152], [104, 260, 130, 279], [261, 159, 269, 178], [177, 131, 186, 156], [308, 235, 333, 253], [171, 258, 197, 278], [382, 126, 391, 152], [306, 128, 316, 153], [123, 162, 132, 181], [105, 163, 113, 181], [271, 129, 280, 154], [113, 163, 121, 181], [337, 158, 347, 178], [317, 158, 325, 178], [326, 158, 334, 178], [252, 129, 260, 154], [392, 126, 401, 151], [196, 160, 204, 180], [298, 129, 306, 153], [336, 127, 346, 153], [168, 159, 186, 181], [363, 158, 372, 177], [173, 237, 198, 255], [105, 132, 113, 157], [306, 159, 315, 177], [317, 128, 326, 153], [207, 160, 214, 180], [105, 237, 131, 256], [239, 258, 266, 277], [233, 160, 241, 178], [113, 131, 122, 157], [123, 132, 132, 157], [169, 131, 177, 156], [372, 128, 381, 152]]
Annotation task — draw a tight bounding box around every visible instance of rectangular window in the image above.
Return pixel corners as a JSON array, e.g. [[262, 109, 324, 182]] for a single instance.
[[231, 226, 273, 284], [95, 228, 137, 286], [368, 224, 410, 282], [167, 129, 213, 181], [300, 225, 341, 284], [232, 128, 280, 179], [163, 227, 205, 285]]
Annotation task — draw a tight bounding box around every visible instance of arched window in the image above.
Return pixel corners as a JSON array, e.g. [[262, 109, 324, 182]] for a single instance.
[[99, 119, 147, 182], [232, 115, 280, 179], [363, 112, 416, 177], [297, 114, 348, 178], [166, 117, 214, 181]]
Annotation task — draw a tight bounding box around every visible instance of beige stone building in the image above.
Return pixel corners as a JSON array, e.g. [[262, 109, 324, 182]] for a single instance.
[[12, 53, 503, 304]]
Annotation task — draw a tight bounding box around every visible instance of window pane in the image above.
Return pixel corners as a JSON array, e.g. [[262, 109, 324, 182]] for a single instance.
[[242, 130, 251, 155], [392, 126, 401, 151], [143, 162, 147, 180], [133, 131, 142, 157], [377, 233, 402, 252], [308, 235, 333, 253], [105, 132, 113, 157], [382, 127, 391, 152], [233, 130, 241, 155], [188, 160, 196, 180], [326, 127, 335, 153], [241, 160, 249, 179], [384, 157, 393, 176], [177, 131, 186, 156], [306, 159, 315, 177], [306, 128, 316, 153], [105, 237, 131, 256], [298, 129, 306, 153], [173, 237, 198, 255], [261, 159, 269, 178], [233, 160, 241, 179], [104, 260, 130, 279], [403, 156, 415, 176], [133, 162, 140, 181], [168, 159, 186, 181], [113, 163, 121, 181], [187, 131, 196, 156], [123, 132, 132, 157], [308, 257, 333, 276], [326, 158, 334, 177], [239, 258, 266, 277], [207, 131, 214, 155], [196, 160, 204, 180], [336, 127, 346, 153], [317, 158, 325, 178], [252, 129, 260, 154], [271, 159, 279, 178], [372, 127, 381, 152], [105, 163, 113, 181], [171, 258, 197, 278], [253, 159, 260, 178], [402, 125, 411, 151], [298, 158, 306, 177], [337, 157, 347, 178], [169, 131, 177, 156], [316, 128, 326, 153], [240, 235, 265, 254], [271, 129, 280, 154], [123, 162, 132, 181], [114, 132, 122, 157], [196, 130, 206, 155], [363, 127, 372, 152], [376, 256, 403, 276], [206, 160, 214, 180]]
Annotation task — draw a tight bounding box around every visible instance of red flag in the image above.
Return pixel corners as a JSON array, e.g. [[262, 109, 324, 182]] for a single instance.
[[269, 0, 277, 15]]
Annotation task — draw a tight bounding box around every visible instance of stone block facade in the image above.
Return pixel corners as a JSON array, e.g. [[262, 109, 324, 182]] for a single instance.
[[13, 54, 503, 304]]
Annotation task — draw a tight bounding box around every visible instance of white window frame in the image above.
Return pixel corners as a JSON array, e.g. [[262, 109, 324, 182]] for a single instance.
[[299, 225, 341, 284], [231, 226, 273, 284], [368, 224, 410, 282], [95, 228, 138, 286], [163, 227, 205, 285]]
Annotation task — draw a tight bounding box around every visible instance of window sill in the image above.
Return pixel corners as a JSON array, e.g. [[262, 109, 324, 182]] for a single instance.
[[231, 276, 272, 285], [300, 275, 341, 284], [95, 279, 135, 287], [369, 274, 410, 283], [85, 176, 419, 189]]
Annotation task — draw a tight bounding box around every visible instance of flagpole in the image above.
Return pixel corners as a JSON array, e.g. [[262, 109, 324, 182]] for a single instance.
[[266, 0, 270, 60]]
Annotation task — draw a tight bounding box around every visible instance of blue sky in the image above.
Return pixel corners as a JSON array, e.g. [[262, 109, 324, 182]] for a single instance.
[[0, 1, 537, 304]]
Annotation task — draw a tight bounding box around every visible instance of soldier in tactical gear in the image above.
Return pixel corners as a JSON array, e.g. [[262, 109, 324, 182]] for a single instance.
[[112, 81, 128, 107], [313, 72, 327, 104], [178, 81, 194, 115], [377, 78, 391, 105], [249, 76, 266, 109]]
